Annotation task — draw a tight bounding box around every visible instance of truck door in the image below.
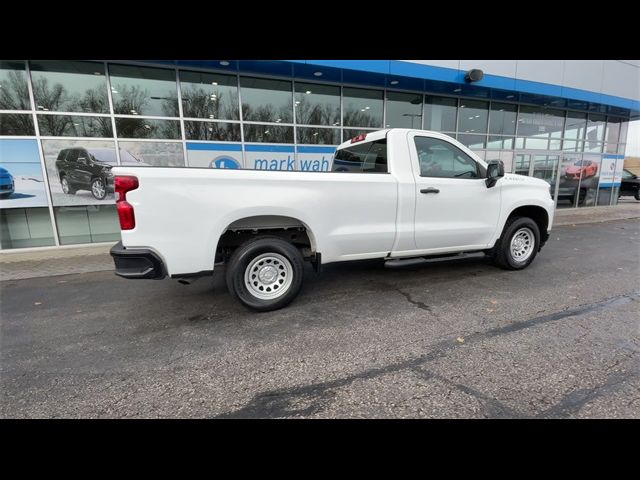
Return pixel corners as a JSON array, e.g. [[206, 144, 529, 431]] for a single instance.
[[409, 132, 501, 251]]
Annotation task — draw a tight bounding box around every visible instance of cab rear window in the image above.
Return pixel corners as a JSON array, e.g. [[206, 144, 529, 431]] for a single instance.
[[332, 139, 387, 173]]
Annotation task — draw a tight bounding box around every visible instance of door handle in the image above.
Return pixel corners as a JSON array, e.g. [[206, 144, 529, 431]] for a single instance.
[[420, 187, 440, 194]]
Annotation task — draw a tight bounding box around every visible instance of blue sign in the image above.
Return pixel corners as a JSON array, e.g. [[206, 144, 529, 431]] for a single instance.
[[210, 155, 240, 169]]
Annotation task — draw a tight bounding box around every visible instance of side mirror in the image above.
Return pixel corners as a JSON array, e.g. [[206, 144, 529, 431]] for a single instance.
[[486, 160, 505, 188]]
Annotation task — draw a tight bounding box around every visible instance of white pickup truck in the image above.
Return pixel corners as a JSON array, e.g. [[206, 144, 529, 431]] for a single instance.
[[110, 128, 555, 311]]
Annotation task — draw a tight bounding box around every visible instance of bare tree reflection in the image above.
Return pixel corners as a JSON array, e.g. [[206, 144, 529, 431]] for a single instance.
[[0, 71, 31, 110]]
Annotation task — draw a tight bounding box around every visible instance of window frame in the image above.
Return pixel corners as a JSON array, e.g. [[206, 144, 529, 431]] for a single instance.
[[411, 134, 484, 180]]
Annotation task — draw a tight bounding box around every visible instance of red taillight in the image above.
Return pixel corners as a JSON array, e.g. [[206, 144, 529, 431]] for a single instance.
[[350, 133, 367, 143], [114, 175, 138, 230]]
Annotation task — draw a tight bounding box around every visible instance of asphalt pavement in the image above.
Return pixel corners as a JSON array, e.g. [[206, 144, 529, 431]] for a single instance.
[[1, 218, 639, 418]]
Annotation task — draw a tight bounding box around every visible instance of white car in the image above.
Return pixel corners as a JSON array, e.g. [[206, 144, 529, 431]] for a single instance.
[[110, 128, 555, 311]]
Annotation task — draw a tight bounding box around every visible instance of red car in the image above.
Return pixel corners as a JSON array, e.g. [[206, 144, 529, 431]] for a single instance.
[[565, 160, 598, 180]]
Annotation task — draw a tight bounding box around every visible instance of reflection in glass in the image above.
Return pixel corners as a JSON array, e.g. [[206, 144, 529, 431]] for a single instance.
[[577, 155, 600, 207], [294, 82, 340, 126], [516, 106, 564, 150], [115, 117, 181, 139], [424, 96, 457, 132], [385, 91, 422, 128], [456, 133, 486, 149], [487, 136, 514, 149], [458, 100, 489, 134], [514, 154, 530, 176], [30, 61, 109, 113], [0, 208, 55, 249], [564, 111, 586, 139], [0, 61, 31, 110], [605, 116, 621, 144], [619, 121, 629, 145], [240, 77, 293, 123], [243, 124, 293, 143], [585, 114, 605, 150], [180, 71, 239, 120], [296, 127, 340, 145], [54, 205, 120, 245], [489, 103, 517, 135], [184, 121, 240, 141], [38, 115, 113, 137], [342, 87, 383, 128], [0, 114, 35, 136], [109, 64, 178, 117], [117, 141, 185, 167]]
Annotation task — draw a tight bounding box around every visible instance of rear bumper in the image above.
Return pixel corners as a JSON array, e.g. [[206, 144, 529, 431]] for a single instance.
[[110, 241, 166, 279]]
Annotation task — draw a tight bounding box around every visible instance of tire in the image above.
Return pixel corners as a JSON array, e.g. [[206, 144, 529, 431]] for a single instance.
[[0, 192, 11, 199], [60, 175, 76, 195], [91, 177, 107, 200], [491, 216, 540, 270], [225, 235, 305, 312], [635, 192, 640, 201]]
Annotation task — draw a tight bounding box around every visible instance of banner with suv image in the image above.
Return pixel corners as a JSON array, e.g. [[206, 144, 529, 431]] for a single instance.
[[42, 139, 146, 207], [0, 139, 49, 208]]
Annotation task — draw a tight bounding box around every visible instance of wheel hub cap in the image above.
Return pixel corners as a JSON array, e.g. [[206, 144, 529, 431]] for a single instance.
[[258, 265, 278, 284], [510, 227, 534, 262]]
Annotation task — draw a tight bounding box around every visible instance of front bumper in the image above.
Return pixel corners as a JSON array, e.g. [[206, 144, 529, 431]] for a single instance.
[[110, 241, 166, 279]]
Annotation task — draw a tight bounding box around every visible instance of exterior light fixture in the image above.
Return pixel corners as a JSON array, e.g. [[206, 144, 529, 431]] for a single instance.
[[220, 61, 230, 66], [313, 71, 323, 77], [390, 80, 399, 85], [464, 69, 484, 82]]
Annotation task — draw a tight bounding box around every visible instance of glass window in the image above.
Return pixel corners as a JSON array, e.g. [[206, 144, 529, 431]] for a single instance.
[[516, 106, 564, 150], [30, 61, 109, 113], [0, 114, 35, 136], [487, 136, 514, 150], [244, 124, 293, 143], [562, 140, 584, 152], [240, 77, 293, 123], [0, 61, 31, 110], [489, 102, 517, 135], [296, 127, 340, 145], [385, 91, 422, 128], [424, 96, 457, 132], [585, 114, 606, 148], [457, 134, 486, 149], [109, 64, 178, 117], [184, 121, 240, 141], [294, 82, 340, 126], [458, 100, 489, 134], [115, 117, 181, 139], [37, 115, 113, 137], [514, 154, 530, 176], [564, 111, 587, 139], [332, 139, 387, 173], [619, 121, 629, 145], [0, 208, 55, 249], [414, 136, 480, 179], [342, 87, 383, 128], [117, 141, 184, 167], [605, 117, 622, 144], [180, 70, 239, 120], [54, 205, 120, 245]]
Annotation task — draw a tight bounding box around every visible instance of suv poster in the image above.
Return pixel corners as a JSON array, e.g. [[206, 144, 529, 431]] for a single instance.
[[42, 139, 120, 207], [0, 139, 49, 209]]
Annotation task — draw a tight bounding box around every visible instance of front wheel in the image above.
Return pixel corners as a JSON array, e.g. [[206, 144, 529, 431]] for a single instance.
[[91, 177, 107, 200], [225, 236, 305, 311], [491, 216, 540, 270]]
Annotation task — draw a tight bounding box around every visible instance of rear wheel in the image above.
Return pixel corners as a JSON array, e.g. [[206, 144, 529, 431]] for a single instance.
[[225, 236, 305, 311], [635, 192, 640, 201], [491, 216, 540, 270]]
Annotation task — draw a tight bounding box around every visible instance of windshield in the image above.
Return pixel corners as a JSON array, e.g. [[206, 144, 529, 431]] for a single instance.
[[88, 149, 118, 166], [573, 160, 589, 166]]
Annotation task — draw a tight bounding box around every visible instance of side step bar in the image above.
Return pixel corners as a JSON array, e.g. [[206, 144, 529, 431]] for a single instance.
[[384, 251, 486, 268]]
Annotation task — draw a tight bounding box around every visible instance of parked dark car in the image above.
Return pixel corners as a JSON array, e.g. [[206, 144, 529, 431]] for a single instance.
[[619, 169, 640, 200], [55, 148, 146, 200]]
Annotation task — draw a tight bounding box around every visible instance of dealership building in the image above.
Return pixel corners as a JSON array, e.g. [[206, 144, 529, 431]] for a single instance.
[[1, 59, 639, 250]]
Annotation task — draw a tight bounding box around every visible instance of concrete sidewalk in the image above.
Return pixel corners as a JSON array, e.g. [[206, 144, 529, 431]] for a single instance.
[[1, 201, 638, 282]]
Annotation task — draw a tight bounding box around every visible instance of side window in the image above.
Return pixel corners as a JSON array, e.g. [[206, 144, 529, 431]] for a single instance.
[[65, 149, 79, 163], [332, 139, 388, 173], [414, 136, 480, 179]]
